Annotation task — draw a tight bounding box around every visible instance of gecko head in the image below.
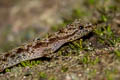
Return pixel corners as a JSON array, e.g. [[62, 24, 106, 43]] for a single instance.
[[74, 19, 96, 35], [78, 22, 93, 32], [66, 19, 96, 41], [64, 19, 97, 41]]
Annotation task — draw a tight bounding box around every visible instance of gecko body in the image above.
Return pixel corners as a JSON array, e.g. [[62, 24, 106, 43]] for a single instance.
[[0, 19, 96, 72]]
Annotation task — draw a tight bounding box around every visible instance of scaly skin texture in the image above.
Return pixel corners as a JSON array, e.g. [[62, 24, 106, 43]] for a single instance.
[[0, 19, 96, 72]]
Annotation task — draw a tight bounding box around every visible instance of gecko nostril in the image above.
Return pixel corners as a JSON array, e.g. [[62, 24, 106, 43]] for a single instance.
[[79, 25, 84, 30]]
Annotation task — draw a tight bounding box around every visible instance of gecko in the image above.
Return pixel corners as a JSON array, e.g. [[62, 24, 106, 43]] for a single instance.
[[0, 19, 99, 72]]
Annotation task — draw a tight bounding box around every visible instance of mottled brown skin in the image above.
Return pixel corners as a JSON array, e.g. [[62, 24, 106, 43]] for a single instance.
[[0, 19, 96, 72]]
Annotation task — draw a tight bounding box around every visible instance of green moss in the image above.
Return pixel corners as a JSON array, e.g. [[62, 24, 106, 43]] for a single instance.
[[114, 50, 120, 57], [88, 0, 96, 4], [101, 15, 108, 22], [5, 68, 11, 72], [68, 39, 84, 53], [92, 57, 100, 65], [82, 54, 90, 64], [51, 22, 68, 32], [61, 66, 68, 72], [105, 69, 118, 80], [73, 39, 83, 49], [82, 53, 99, 65], [94, 25, 119, 46], [48, 76, 56, 80], [20, 60, 42, 67], [88, 69, 97, 78], [72, 8, 87, 19], [39, 72, 47, 79]]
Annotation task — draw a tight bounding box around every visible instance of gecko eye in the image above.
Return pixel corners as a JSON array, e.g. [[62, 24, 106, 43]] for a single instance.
[[79, 26, 84, 30]]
